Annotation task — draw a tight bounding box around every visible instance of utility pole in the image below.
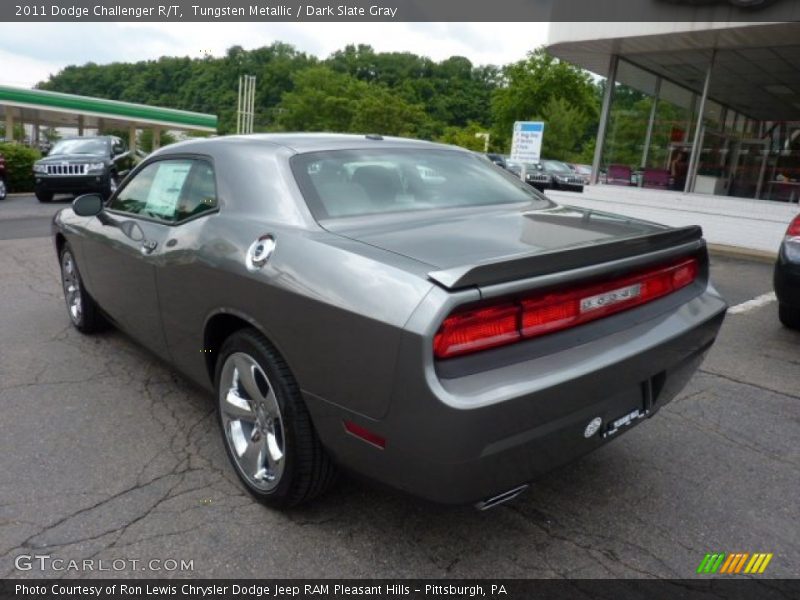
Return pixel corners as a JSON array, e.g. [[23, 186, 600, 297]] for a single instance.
[[237, 75, 256, 134]]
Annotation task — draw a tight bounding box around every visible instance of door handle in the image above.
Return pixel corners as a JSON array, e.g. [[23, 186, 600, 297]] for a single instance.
[[140, 239, 158, 255]]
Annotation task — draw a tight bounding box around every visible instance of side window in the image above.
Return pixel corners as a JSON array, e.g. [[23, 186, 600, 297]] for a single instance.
[[109, 159, 193, 222], [175, 161, 218, 222]]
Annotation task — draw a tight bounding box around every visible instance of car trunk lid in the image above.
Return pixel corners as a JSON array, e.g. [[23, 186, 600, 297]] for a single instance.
[[321, 204, 703, 289]]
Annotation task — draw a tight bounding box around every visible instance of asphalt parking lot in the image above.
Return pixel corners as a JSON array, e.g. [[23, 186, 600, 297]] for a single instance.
[[1, 194, 798, 579]]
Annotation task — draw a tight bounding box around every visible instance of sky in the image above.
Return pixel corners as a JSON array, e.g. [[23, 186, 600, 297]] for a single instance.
[[0, 22, 550, 88]]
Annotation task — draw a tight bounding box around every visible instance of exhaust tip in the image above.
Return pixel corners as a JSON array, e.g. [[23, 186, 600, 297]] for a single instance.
[[474, 484, 529, 511]]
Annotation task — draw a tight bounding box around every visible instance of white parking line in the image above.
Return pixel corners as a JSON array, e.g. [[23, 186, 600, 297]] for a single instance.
[[728, 292, 777, 315]]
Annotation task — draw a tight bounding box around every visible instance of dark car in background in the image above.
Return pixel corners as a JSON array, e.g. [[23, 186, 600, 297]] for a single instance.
[[33, 135, 134, 203], [53, 134, 726, 509], [540, 159, 585, 192], [506, 160, 552, 191], [568, 163, 593, 185], [0, 152, 7, 200], [522, 162, 553, 191], [486, 153, 507, 169], [774, 213, 800, 329]]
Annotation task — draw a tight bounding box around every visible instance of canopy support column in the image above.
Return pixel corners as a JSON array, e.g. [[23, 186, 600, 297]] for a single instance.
[[641, 77, 661, 169], [5, 109, 14, 141], [685, 49, 716, 193], [591, 54, 619, 185]]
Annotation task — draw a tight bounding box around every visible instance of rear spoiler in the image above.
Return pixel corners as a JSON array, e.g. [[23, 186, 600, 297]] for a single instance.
[[427, 225, 703, 290]]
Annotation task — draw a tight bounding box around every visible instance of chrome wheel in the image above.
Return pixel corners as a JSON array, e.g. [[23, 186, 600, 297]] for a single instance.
[[61, 251, 83, 325], [219, 352, 285, 491]]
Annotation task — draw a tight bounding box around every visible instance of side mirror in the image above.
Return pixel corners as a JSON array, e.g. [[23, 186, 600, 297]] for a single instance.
[[73, 194, 104, 217]]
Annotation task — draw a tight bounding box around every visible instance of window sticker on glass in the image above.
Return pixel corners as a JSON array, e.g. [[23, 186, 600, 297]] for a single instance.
[[144, 161, 192, 220]]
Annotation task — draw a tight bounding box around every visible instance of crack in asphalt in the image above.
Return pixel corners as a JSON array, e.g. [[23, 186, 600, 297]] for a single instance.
[[699, 367, 800, 402]]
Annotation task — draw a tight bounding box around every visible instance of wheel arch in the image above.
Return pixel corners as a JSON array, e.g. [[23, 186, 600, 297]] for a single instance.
[[54, 232, 67, 257], [202, 308, 296, 389]]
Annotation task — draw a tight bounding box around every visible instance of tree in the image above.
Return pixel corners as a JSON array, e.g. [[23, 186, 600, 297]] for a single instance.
[[491, 49, 598, 153], [533, 97, 591, 161], [276, 66, 366, 132], [138, 129, 177, 152], [351, 86, 430, 137], [437, 122, 492, 152]]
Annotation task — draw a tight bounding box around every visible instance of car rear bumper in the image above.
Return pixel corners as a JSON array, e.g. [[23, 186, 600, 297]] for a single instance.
[[305, 285, 727, 505], [35, 174, 110, 194], [554, 182, 585, 192]]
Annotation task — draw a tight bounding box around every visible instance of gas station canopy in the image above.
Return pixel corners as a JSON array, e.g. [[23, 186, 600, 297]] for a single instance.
[[0, 84, 217, 145]]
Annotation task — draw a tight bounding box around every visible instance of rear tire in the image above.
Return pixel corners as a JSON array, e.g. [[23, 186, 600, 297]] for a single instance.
[[59, 244, 107, 333], [36, 190, 53, 203], [215, 329, 337, 508], [0, 178, 6, 200], [778, 303, 800, 330]]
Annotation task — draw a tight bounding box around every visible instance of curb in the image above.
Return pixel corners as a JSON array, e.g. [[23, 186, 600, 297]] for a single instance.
[[708, 243, 776, 264]]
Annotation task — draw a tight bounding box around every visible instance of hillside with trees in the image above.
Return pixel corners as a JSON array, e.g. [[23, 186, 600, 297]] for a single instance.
[[37, 43, 600, 161]]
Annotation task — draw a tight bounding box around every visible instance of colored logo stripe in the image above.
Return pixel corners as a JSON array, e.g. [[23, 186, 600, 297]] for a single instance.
[[745, 553, 773, 574], [698, 552, 773, 574]]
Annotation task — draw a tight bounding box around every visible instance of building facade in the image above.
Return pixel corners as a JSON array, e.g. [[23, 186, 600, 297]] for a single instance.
[[548, 22, 800, 202]]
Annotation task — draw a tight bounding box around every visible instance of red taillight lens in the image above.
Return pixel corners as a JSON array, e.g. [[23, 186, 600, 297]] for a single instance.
[[786, 215, 800, 238], [433, 257, 699, 359], [433, 303, 520, 359]]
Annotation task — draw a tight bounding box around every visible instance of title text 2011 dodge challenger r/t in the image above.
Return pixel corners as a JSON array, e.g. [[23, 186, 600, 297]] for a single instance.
[[53, 134, 727, 509]]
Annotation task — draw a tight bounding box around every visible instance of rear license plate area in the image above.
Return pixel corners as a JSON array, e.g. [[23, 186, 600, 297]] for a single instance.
[[601, 376, 659, 439]]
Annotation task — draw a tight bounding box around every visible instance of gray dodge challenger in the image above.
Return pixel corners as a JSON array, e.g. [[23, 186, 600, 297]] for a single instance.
[[52, 134, 727, 509]]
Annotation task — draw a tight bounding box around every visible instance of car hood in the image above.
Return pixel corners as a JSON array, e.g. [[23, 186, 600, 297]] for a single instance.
[[321, 203, 669, 271]]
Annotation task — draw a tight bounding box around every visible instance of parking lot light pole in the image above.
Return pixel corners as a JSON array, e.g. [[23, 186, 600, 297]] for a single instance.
[[591, 54, 619, 185]]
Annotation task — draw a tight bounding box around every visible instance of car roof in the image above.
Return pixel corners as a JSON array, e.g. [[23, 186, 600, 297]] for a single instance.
[[161, 133, 461, 155]]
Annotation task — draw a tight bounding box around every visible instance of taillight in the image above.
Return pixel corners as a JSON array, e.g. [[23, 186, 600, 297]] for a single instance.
[[785, 214, 800, 238], [433, 257, 699, 359], [433, 304, 520, 359]]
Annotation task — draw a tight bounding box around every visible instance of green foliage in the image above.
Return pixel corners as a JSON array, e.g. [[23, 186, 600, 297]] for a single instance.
[[0, 123, 26, 141], [41, 128, 61, 142], [37, 43, 604, 160], [276, 66, 365, 132], [491, 49, 598, 153], [0, 142, 41, 192], [533, 97, 590, 161], [437, 122, 492, 152], [275, 66, 431, 137], [138, 129, 177, 153]]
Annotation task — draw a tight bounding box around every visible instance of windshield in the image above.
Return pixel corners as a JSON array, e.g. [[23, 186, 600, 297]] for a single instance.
[[49, 138, 109, 156], [540, 160, 573, 174], [292, 149, 550, 220]]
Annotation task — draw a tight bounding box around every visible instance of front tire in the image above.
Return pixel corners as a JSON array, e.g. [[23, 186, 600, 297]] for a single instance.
[[778, 303, 800, 330], [215, 329, 336, 508], [59, 245, 106, 333], [36, 190, 53, 203]]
